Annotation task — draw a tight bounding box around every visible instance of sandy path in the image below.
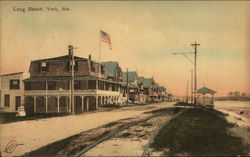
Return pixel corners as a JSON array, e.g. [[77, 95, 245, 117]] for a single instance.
[[84, 112, 172, 156], [0, 102, 174, 156]]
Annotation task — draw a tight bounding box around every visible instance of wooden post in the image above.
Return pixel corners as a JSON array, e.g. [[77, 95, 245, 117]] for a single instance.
[[191, 42, 200, 106], [203, 94, 205, 105], [81, 96, 84, 112], [57, 96, 60, 113], [45, 96, 48, 113], [86, 97, 89, 111], [34, 97, 37, 114]]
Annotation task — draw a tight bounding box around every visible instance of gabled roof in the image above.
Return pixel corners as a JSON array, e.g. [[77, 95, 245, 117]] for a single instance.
[[101, 61, 119, 77], [33, 55, 87, 62], [138, 76, 144, 84], [139, 77, 154, 88], [122, 71, 138, 82], [156, 86, 166, 91], [197, 87, 216, 94]]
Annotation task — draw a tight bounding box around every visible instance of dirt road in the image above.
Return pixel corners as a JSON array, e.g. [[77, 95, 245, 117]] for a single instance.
[[0, 102, 175, 156]]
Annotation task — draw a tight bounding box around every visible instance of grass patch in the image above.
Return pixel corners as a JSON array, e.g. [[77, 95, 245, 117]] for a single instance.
[[145, 107, 183, 115], [151, 107, 250, 156], [135, 129, 143, 132], [103, 121, 120, 128], [23, 134, 80, 157], [92, 130, 111, 141], [0, 112, 69, 124], [140, 123, 153, 127], [118, 132, 132, 138]]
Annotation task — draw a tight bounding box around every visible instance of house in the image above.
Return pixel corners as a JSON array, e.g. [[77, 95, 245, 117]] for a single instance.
[[24, 45, 127, 115], [138, 77, 167, 103], [101, 61, 123, 82], [101, 61, 127, 104], [122, 71, 146, 103], [0, 72, 29, 112], [155, 84, 167, 102], [138, 77, 157, 102]]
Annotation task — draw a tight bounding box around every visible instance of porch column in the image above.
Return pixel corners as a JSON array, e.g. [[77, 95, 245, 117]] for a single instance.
[[34, 96, 37, 114], [86, 96, 89, 111], [108, 97, 110, 104], [211, 94, 214, 105], [96, 96, 99, 109], [81, 96, 84, 112], [203, 94, 205, 105], [45, 96, 48, 113], [69, 97, 72, 113], [104, 82, 106, 91], [96, 80, 98, 90], [57, 96, 60, 113]]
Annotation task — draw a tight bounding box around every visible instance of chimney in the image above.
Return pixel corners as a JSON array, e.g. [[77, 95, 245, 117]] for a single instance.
[[68, 45, 73, 56], [89, 54, 91, 60]]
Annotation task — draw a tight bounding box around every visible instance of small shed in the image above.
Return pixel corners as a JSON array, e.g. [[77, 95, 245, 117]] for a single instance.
[[197, 87, 216, 105]]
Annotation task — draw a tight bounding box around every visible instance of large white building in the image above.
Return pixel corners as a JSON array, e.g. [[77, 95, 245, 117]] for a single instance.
[[0, 72, 30, 112]]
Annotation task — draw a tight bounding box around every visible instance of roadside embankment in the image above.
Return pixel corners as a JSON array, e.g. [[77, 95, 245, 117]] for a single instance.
[[149, 107, 250, 156]]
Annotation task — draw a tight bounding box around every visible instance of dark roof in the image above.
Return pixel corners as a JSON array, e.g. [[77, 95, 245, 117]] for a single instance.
[[101, 61, 119, 77], [33, 55, 88, 62], [138, 76, 144, 84], [0, 72, 23, 76], [156, 86, 166, 91], [138, 77, 154, 88], [197, 87, 216, 94], [122, 71, 138, 82]]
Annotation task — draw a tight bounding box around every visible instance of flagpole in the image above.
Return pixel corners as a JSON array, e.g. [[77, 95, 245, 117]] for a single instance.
[[97, 30, 100, 109], [99, 29, 101, 66]]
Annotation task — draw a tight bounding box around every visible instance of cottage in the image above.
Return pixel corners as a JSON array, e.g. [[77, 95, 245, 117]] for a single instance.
[[122, 71, 146, 103], [0, 72, 29, 112], [155, 84, 167, 102], [24, 46, 127, 115]]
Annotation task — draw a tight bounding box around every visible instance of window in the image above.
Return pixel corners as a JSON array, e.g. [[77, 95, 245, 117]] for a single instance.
[[101, 65, 104, 74], [90, 61, 95, 72], [41, 61, 48, 72], [48, 81, 56, 90], [10, 79, 20, 89], [88, 80, 96, 89], [74, 81, 81, 90], [4, 94, 10, 107]]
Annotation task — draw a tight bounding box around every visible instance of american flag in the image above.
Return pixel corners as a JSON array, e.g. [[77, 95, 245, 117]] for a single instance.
[[100, 30, 112, 49]]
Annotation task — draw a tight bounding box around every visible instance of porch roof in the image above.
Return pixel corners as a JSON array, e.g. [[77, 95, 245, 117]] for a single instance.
[[24, 76, 123, 85], [197, 87, 216, 94]]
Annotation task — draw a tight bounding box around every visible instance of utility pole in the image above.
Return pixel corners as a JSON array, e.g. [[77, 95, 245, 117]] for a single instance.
[[191, 69, 193, 104], [186, 80, 189, 103], [68, 45, 75, 115], [126, 68, 129, 106], [191, 42, 200, 106]]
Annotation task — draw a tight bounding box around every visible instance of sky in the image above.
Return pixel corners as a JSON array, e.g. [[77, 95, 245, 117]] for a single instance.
[[0, 1, 249, 96]]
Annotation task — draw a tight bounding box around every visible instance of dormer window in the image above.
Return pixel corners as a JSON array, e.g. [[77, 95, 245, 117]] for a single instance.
[[90, 61, 95, 72], [41, 62, 46, 67], [101, 65, 104, 74], [41, 61, 48, 73]]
